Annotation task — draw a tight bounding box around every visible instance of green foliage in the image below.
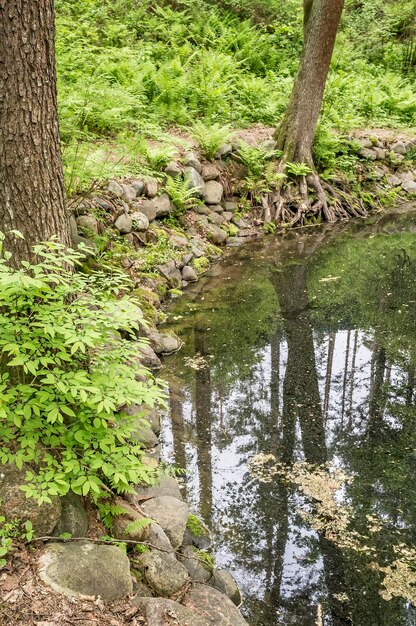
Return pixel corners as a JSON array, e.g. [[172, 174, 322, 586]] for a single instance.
[[285, 161, 313, 177], [164, 176, 201, 214], [192, 256, 210, 275], [124, 517, 152, 535], [55, 0, 416, 190], [0, 235, 165, 503], [192, 546, 215, 571], [190, 122, 233, 160], [0, 508, 34, 567], [236, 141, 281, 178]]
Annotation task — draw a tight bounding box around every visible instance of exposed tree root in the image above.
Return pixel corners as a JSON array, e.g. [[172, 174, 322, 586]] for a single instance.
[[262, 168, 367, 228]]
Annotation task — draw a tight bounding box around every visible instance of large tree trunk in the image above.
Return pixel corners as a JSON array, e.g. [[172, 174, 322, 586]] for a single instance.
[[0, 0, 69, 264], [275, 0, 344, 164]]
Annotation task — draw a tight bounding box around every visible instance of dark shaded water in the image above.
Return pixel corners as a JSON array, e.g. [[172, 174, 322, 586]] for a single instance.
[[162, 208, 416, 626]]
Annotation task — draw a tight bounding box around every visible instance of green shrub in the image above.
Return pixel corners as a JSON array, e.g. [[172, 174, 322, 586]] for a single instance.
[[190, 122, 233, 159], [0, 234, 165, 504]]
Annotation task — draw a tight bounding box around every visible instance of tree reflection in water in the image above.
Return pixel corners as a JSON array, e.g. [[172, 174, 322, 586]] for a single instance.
[[161, 210, 416, 626]]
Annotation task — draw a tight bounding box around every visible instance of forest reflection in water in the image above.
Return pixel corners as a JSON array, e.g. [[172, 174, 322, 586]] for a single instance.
[[161, 208, 416, 626]]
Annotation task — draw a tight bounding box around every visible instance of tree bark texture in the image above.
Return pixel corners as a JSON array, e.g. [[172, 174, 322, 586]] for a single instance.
[[0, 0, 69, 264], [275, 0, 344, 163]]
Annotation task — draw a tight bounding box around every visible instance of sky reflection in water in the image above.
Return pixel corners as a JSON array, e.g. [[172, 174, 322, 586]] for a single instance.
[[161, 210, 416, 626]]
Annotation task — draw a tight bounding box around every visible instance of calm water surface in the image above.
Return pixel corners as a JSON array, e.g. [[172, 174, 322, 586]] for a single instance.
[[161, 209, 416, 626]]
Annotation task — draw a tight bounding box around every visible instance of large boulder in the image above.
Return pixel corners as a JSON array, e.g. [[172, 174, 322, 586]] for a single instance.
[[157, 260, 182, 289], [134, 597, 211, 626], [182, 584, 249, 625], [38, 542, 133, 600], [141, 496, 188, 548], [0, 464, 61, 536], [203, 181, 223, 205], [137, 551, 188, 597], [53, 493, 88, 538]]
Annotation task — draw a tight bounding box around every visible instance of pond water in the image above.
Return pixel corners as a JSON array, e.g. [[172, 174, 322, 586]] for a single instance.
[[161, 208, 416, 626]]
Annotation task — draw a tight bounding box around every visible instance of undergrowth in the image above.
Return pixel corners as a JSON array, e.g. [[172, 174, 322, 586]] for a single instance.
[[55, 0, 416, 192]]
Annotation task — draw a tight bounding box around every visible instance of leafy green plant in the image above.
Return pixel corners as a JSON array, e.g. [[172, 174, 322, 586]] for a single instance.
[[236, 141, 281, 178], [164, 176, 201, 214], [0, 234, 166, 503], [190, 122, 233, 160], [285, 161, 313, 177]]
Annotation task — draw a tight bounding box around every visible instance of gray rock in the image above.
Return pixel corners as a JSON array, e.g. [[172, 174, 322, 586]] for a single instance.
[[159, 333, 181, 354], [191, 244, 206, 258], [215, 144, 233, 159], [136, 343, 162, 370], [211, 569, 242, 606], [132, 179, 145, 196], [53, 493, 88, 538], [182, 265, 198, 282], [358, 148, 377, 161], [402, 180, 416, 193], [371, 167, 385, 181], [194, 204, 211, 216], [93, 197, 114, 212], [232, 216, 248, 228], [121, 184, 137, 204], [133, 580, 154, 598], [179, 546, 212, 583], [131, 211, 150, 232], [184, 167, 205, 197], [199, 222, 228, 245], [139, 199, 158, 222], [207, 211, 224, 226], [134, 597, 211, 626], [157, 260, 182, 288], [114, 213, 133, 234], [169, 234, 189, 248], [108, 179, 124, 196], [201, 163, 221, 181], [184, 152, 202, 174], [141, 496, 188, 548], [222, 211, 233, 222], [153, 193, 172, 217], [224, 200, 238, 211], [138, 551, 188, 597], [164, 162, 182, 177], [226, 237, 247, 247], [123, 404, 161, 435], [0, 465, 61, 536], [209, 204, 223, 213], [178, 252, 194, 269], [38, 543, 133, 600], [134, 476, 183, 502], [182, 584, 248, 625], [391, 141, 407, 156], [203, 181, 223, 205], [145, 178, 159, 198], [76, 215, 98, 234], [386, 174, 401, 187], [357, 138, 373, 149], [147, 523, 174, 552], [374, 148, 387, 160], [112, 499, 151, 542]]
